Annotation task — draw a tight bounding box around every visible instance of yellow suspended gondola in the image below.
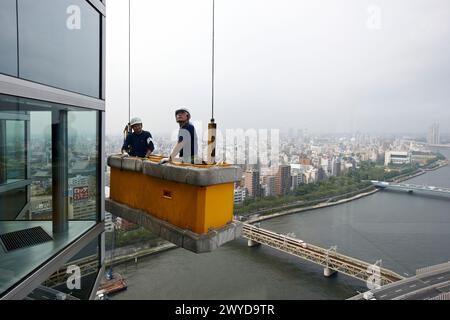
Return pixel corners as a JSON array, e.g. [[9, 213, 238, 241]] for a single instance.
[[106, 155, 242, 253]]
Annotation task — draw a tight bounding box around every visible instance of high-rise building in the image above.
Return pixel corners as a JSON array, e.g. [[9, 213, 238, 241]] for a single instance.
[[331, 157, 341, 176], [275, 165, 291, 196], [262, 175, 276, 197], [234, 186, 247, 204], [291, 173, 301, 190], [244, 170, 261, 198], [0, 0, 106, 300], [310, 168, 319, 183], [317, 167, 327, 182], [384, 151, 410, 166], [427, 123, 440, 145]]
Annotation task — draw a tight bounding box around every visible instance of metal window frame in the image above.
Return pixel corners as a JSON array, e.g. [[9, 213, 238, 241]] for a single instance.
[[98, 7, 106, 268], [15, 202, 30, 220], [89, 264, 105, 300], [101, 14, 106, 100], [25, 111, 31, 219], [0, 74, 104, 111], [0, 112, 29, 121], [87, 0, 106, 17], [99, 112, 105, 223], [0, 120, 5, 185]]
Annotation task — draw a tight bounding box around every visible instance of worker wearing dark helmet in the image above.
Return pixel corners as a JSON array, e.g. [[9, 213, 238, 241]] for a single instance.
[[160, 108, 198, 164], [121, 117, 155, 158]]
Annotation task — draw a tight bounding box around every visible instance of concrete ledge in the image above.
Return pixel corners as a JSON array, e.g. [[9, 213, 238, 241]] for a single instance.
[[108, 155, 242, 186], [107, 155, 123, 169], [105, 198, 242, 253], [121, 157, 143, 172], [185, 166, 242, 186], [142, 159, 165, 179], [108, 156, 143, 172]]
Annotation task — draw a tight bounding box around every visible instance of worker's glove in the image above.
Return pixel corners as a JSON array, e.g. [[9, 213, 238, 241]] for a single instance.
[[120, 152, 129, 158], [159, 158, 170, 165]]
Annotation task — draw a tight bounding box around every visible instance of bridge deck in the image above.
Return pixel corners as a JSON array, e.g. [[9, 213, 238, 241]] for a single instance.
[[242, 223, 404, 285], [372, 181, 450, 195]]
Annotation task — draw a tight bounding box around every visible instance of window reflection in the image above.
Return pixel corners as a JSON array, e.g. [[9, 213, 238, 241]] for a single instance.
[[68, 111, 99, 220], [0, 94, 99, 222], [18, 0, 100, 97], [1, 118, 27, 186], [0, 0, 18, 76], [6, 121, 26, 181], [29, 111, 52, 220]]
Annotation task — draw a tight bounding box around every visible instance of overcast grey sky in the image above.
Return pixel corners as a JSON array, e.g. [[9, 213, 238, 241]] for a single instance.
[[106, 0, 450, 136]]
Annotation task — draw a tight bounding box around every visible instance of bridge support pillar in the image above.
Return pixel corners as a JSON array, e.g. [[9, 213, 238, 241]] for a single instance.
[[247, 239, 260, 247], [323, 267, 336, 277]]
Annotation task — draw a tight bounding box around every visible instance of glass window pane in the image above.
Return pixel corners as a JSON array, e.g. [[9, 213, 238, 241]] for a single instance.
[[6, 120, 26, 181], [68, 111, 99, 220], [0, 94, 100, 222], [18, 0, 100, 97], [29, 111, 52, 220], [0, 117, 27, 186], [0, 0, 18, 76]]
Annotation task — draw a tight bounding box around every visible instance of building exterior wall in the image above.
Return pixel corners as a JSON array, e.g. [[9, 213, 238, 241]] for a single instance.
[[275, 165, 291, 196], [0, 0, 105, 300], [244, 170, 260, 198], [384, 151, 410, 166]]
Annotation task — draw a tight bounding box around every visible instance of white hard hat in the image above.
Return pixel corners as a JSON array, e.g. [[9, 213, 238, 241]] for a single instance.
[[175, 107, 190, 117], [130, 117, 142, 126]]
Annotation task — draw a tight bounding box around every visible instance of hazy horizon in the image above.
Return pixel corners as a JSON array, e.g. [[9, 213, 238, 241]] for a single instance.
[[106, 0, 450, 136]]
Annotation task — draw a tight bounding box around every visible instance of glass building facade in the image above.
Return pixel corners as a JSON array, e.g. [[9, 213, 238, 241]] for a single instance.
[[0, 0, 105, 300]]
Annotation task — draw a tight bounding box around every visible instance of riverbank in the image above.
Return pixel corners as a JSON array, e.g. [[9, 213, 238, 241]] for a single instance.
[[393, 169, 427, 182], [247, 188, 379, 223], [423, 159, 449, 171], [393, 160, 448, 182], [246, 160, 449, 224], [105, 242, 177, 267]]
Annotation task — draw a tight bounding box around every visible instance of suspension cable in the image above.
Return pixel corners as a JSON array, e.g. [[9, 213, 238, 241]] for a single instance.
[[211, 0, 215, 121], [128, 0, 131, 128], [207, 0, 217, 164]]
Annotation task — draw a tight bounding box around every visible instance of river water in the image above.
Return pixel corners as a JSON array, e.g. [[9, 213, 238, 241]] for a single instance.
[[113, 149, 450, 300]]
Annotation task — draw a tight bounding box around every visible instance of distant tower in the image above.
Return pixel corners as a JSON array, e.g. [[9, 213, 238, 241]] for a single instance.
[[427, 123, 440, 145], [332, 157, 341, 176]]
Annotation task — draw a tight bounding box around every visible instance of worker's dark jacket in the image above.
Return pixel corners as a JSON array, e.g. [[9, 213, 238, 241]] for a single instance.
[[178, 122, 198, 163], [122, 131, 155, 157]]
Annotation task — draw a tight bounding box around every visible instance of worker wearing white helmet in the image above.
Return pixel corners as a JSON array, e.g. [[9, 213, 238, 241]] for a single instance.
[[121, 117, 155, 157], [160, 107, 198, 164]]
